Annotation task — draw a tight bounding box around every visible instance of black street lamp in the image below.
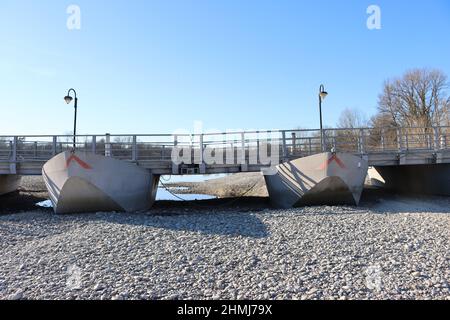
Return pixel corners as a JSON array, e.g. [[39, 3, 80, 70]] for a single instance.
[[319, 84, 328, 152], [64, 88, 78, 151]]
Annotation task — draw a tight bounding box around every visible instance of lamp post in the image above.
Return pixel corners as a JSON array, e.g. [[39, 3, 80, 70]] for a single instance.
[[318, 84, 328, 152], [64, 88, 78, 152]]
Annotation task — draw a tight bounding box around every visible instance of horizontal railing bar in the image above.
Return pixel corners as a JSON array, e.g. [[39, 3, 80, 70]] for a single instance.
[[1, 126, 448, 139]]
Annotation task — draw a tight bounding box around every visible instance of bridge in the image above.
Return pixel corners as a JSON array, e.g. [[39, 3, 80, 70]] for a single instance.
[[1, 126, 449, 212], [1, 126, 449, 176]]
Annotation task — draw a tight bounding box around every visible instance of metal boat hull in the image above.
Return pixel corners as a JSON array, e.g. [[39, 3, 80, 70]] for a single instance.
[[264, 152, 368, 208], [0, 175, 21, 196], [42, 151, 159, 213]]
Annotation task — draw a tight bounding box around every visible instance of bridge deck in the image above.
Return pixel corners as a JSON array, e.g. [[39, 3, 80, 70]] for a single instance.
[[1, 127, 449, 175]]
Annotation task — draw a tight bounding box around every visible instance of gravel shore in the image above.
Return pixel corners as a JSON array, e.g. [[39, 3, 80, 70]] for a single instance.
[[0, 185, 449, 300], [166, 172, 268, 198]]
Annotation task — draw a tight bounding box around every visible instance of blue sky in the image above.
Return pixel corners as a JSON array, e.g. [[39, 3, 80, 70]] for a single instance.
[[0, 0, 449, 135]]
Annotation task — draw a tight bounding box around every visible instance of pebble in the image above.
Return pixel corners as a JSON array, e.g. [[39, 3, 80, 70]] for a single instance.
[[8, 290, 24, 300], [342, 286, 351, 291], [0, 194, 449, 300], [94, 283, 105, 291]]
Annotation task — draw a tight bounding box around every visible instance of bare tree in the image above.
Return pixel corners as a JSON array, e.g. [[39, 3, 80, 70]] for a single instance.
[[442, 103, 450, 126], [333, 108, 368, 152], [367, 113, 398, 150], [378, 68, 450, 127], [337, 108, 368, 129]]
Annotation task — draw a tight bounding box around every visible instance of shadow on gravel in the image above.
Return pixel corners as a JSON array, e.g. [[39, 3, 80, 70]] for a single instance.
[[0, 191, 51, 215], [96, 197, 271, 238], [360, 187, 450, 214], [152, 196, 271, 213], [145, 214, 269, 238]]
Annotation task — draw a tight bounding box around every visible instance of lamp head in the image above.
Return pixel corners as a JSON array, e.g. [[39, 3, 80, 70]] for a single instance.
[[64, 95, 73, 104], [319, 91, 328, 100], [319, 85, 328, 100]]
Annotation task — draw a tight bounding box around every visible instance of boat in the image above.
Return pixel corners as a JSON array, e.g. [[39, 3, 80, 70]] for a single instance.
[[0, 175, 21, 196], [263, 152, 368, 208], [42, 151, 159, 214]]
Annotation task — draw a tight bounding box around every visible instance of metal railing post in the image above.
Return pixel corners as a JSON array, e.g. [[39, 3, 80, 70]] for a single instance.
[[241, 132, 247, 171], [105, 133, 111, 157], [221, 137, 226, 165], [358, 129, 365, 154], [92, 135, 96, 154], [13, 136, 18, 161], [132, 135, 137, 161], [405, 130, 409, 150], [199, 134, 206, 173], [282, 131, 287, 161], [291, 132, 296, 155], [172, 135, 179, 174], [426, 131, 432, 149], [256, 131, 260, 165], [52, 136, 57, 156], [10, 137, 17, 174], [433, 127, 440, 151], [199, 134, 204, 164], [228, 141, 234, 165], [397, 128, 403, 152], [440, 133, 447, 150]]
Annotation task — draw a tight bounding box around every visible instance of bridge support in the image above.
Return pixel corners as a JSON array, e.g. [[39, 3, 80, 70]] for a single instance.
[[263, 152, 368, 208], [373, 164, 450, 196], [43, 151, 159, 214], [0, 175, 21, 196]]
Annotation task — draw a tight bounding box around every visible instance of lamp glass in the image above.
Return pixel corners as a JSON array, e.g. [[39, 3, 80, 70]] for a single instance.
[[64, 96, 73, 104], [319, 91, 328, 100]]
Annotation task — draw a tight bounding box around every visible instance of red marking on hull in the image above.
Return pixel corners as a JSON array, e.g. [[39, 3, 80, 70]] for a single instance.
[[66, 155, 92, 169], [318, 154, 347, 170]]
